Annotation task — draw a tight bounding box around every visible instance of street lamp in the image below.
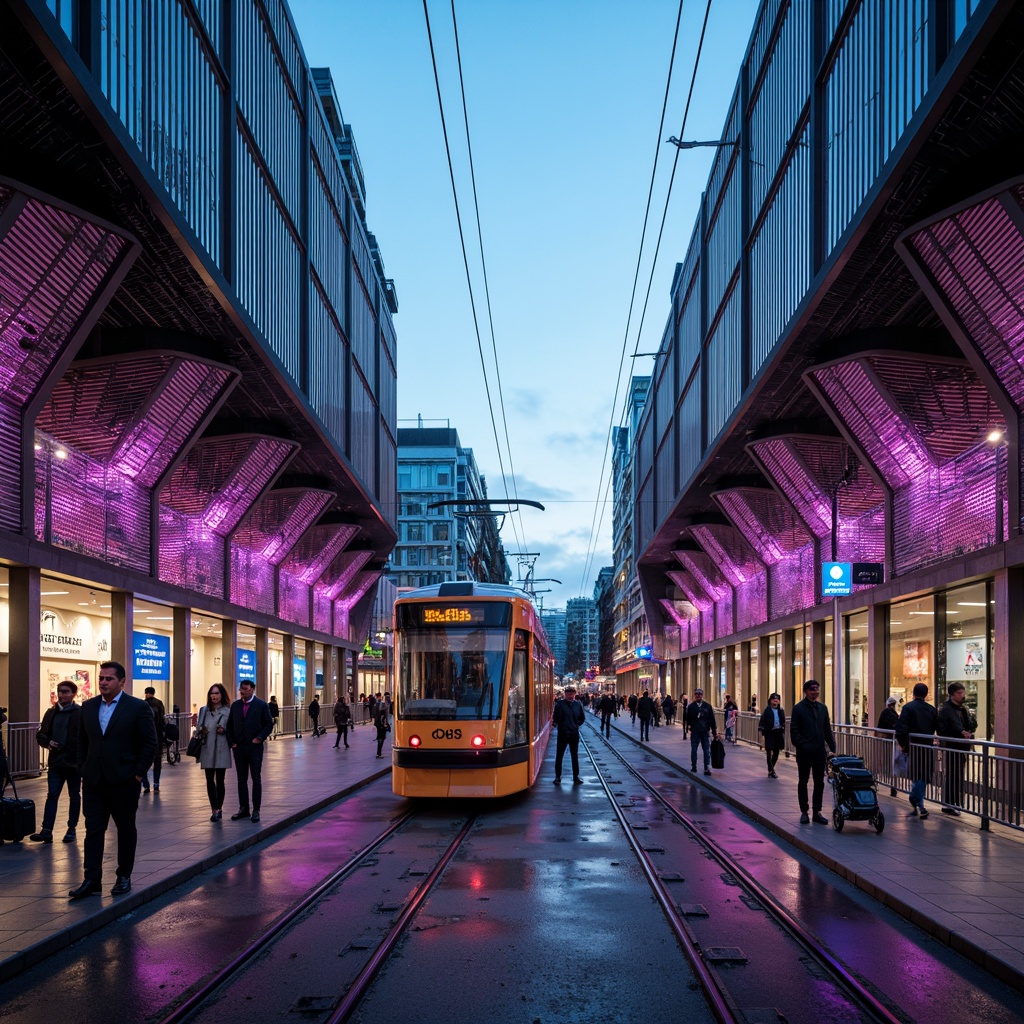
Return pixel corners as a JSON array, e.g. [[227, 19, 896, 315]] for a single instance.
[[666, 136, 738, 150], [988, 429, 1005, 544]]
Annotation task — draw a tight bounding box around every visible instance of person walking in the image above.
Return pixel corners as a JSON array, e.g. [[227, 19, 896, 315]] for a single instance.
[[333, 696, 352, 748], [662, 693, 675, 726], [724, 694, 739, 744], [758, 692, 786, 779], [598, 692, 617, 738], [142, 687, 166, 792], [680, 695, 689, 738], [636, 689, 655, 742], [268, 695, 280, 740], [198, 684, 232, 821], [895, 682, 938, 819], [552, 685, 586, 784], [877, 695, 900, 731], [937, 682, 974, 816], [68, 661, 157, 899], [308, 695, 322, 737], [373, 698, 390, 759], [226, 679, 273, 823], [627, 692, 638, 725], [31, 680, 82, 844], [685, 688, 718, 775], [789, 679, 836, 824]]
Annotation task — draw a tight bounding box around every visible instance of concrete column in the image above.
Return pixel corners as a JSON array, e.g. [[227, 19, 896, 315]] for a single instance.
[[725, 644, 737, 706], [868, 603, 888, 730], [810, 619, 827, 686], [757, 635, 771, 709], [282, 635, 295, 705], [783, 629, 797, 712], [350, 649, 360, 704], [255, 627, 269, 698], [8, 566, 40, 721], [994, 568, 1024, 745], [222, 619, 237, 692], [172, 606, 191, 715], [740, 641, 752, 710], [110, 591, 134, 692]]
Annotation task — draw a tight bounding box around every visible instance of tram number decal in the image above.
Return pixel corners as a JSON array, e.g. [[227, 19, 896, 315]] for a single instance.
[[431, 728, 462, 740]]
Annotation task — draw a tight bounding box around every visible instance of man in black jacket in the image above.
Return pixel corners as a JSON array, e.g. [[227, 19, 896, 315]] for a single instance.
[[142, 686, 166, 792], [227, 679, 274, 822], [685, 688, 718, 775], [636, 689, 655, 742], [70, 662, 157, 898], [598, 692, 617, 738], [789, 679, 836, 824], [552, 686, 586, 785], [895, 682, 938, 819], [31, 680, 82, 844], [937, 682, 975, 815]]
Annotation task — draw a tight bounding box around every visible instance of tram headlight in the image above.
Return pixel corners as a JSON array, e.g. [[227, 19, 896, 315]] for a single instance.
[[409, 735, 421, 747], [471, 734, 485, 748]]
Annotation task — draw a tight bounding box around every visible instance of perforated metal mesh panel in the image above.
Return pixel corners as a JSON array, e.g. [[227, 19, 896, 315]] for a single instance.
[[279, 570, 310, 627], [313, 588, 332, 633], [229, 544, 276, 615], [321, 548, 373, 601], [769, 546, 816, 618], [667, 570, 712, 612], [279, 523, 359, 585], [232, 488, 335, 565], [735, 574, 768, 633], [673, 550, 730, 602], [688, 523, 764, 586], [714, 487, 811, 564]]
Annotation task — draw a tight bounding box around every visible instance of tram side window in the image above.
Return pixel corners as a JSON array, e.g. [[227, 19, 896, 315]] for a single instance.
[[505, 631, 528, 746]]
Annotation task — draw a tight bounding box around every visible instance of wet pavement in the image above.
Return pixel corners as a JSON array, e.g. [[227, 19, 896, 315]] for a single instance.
[[2, 711, 1024, 995]]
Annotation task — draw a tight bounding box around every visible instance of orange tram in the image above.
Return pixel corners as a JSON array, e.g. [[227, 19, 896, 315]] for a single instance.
[[391, 582, 555, 798]]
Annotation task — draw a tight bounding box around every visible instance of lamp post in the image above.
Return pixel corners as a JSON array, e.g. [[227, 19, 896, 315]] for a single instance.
[[988, 430, 1005, 544]]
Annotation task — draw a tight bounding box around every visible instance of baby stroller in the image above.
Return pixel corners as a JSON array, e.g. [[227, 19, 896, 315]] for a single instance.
[[827, 754, 884, 833]]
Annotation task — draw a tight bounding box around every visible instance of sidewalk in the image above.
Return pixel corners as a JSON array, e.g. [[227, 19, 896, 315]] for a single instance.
[[0, 723, 387, 983], [604, 711, 1024, 991]]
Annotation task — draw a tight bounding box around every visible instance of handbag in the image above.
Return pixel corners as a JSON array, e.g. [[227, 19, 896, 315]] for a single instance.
[[186, 708, 206, 760], [892, 743, 908, 777]]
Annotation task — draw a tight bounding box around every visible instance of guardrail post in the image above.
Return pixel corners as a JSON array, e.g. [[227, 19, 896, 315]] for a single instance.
[[981, 742, 990, 831]]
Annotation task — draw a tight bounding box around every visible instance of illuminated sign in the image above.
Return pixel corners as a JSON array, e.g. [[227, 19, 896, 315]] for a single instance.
[[635, 645, 652, 659], [237, 648, 257, 681], [133, 632, 170, 681], [822, 562, 852, 597], [423, 606, 486, 625]]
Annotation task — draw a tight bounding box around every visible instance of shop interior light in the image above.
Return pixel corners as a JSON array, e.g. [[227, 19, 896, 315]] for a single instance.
[[41, 590, 70, 596]]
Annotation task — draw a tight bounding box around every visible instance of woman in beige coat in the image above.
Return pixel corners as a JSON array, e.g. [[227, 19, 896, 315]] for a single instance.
[[198, 684, 232, 820]]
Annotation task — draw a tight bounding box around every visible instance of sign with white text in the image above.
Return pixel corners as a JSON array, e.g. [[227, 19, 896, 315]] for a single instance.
[[821, 562, 853, 598], [133, 631, 170, 680]]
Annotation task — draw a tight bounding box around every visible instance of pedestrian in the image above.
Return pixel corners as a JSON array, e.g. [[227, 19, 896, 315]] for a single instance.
[[333, 695, 352, 748], [680, 695, 689, 737], [636, 689, 655, 742], [627, 692, 638, 725], [268, 694, 280, 739], [142, 686, 166, 792], [937, 682, 975, 816], [373, 698, 390, 758], [789, 679, 836, 824], [877, 695, 899, 731], [226, 679, 273, 823], [552, 685, 586, 784], [598, 691, 616, 738], [308, 694, 322, 736], [685, 688, 718, 775], [724, 694, 739, 744], [68, 661, 157, 899], [895, 682, 938, 819], [758, 692, 786, 779], [198, 684, 231, 821], [30, 680, 82, 844], [662, 693, 675, 726]]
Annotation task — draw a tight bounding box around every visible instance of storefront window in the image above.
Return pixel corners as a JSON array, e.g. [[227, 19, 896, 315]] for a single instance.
[[294, 639, 307, 704], [889, 595, 935, 708], [766, 632, 781, 700], [0, 567, 9, 712], [748, 641, 758, 707], [269, 631, 285, 699], [190, 613, 224, 719], [945, 582, 991, 741], [793, 625, 806, 693], [845, 610, 869, 725]]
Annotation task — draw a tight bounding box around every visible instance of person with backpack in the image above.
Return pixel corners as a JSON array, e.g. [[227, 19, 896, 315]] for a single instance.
[[373, 699, 390, 759], [333, 696, 352, 749]]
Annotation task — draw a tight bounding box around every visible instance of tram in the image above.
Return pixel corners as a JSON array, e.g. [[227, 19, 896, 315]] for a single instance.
[[391, 581, 554, 798]]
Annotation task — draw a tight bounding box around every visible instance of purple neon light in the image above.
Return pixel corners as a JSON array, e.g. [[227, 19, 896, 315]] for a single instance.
[[713, 488, 810, 563], [321, 548, 374, 601], [667, 570, 713, 612], [158, 509, 226, 597], [659, 597, 695, 627], [279, 523, 360, 585], [750, 437, 832, 537], [715, 589, 734, 638], [234, 489, 335, 565], [313, 588, 333, 633], [734, 573, 768, 633], [279, 570, 311, 627], [230, 545, 276, 614], [673, 550, 730, 602], [769, 546, 816, 618], [688, 523, 763, 586]]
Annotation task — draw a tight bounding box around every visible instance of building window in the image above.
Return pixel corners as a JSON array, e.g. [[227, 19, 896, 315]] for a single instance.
[[889, 595, 934, 708], [945, 581, 991, 740], [432, 523, 449, 542], [406, 523, 424, 542]]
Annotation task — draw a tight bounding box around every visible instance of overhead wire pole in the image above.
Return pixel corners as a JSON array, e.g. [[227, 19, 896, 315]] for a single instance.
[[448, 0, 528, 552], [421, 0, 524, 558]]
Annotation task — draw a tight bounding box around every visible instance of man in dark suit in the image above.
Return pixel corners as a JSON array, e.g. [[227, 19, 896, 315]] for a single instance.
[[69, 661, 157, 898], [227, 679, 273, 823]]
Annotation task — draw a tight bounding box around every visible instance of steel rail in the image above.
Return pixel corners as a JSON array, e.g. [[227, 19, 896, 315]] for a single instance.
[[587, 722, 903, 1024], [580, 735, 740, 1024], [325, 813, 478, 1023], [157, 806, 417, 1024]]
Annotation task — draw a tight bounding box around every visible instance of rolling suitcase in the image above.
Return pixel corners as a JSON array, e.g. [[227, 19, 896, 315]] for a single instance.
[[1, 774, 36, 843], [710, 737, 726, 770]]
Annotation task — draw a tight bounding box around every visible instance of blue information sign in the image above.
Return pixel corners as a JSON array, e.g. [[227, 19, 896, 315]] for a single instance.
[[635, 645, 652, 659], [293, 657, 306, 690], [133, 632, 170, 681], [822, 562, 853, 598], [237, 648, 257, 681]]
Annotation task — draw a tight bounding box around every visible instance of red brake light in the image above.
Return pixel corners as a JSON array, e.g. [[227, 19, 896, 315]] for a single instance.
[[409, 735, 421, 747], [471, 734, 485, 748]]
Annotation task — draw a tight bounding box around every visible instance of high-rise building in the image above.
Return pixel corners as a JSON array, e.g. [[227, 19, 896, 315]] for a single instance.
[[541, 610, 568, 678], [0, 3, 397, 736], [593, 566, 616, 677], [393, 423, 510, 590], [565, 597, 598, 678]]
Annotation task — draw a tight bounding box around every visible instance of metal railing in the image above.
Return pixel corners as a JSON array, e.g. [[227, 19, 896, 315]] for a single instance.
[[723, 709, 1024, 832], [1, 722, 45, 779]]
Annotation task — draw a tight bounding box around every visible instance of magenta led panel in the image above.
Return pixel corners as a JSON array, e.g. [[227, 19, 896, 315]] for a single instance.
[[672, 550, 730, 602], [667, 570, 712, 612], [232, 489, 335, 566], [749, 437, 832, 537], [688, 524, 763, 586], [279, 570, 311, 628], [279, 523, 360, 586], [321, 548, 374, 601], [714, 487, 811, 563]]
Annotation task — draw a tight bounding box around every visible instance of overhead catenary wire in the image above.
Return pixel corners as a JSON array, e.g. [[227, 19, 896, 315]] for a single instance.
[[421, 0, 526, 558], [578, 0, 716, 595]]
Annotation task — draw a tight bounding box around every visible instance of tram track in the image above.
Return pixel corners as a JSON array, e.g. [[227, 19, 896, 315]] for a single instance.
[[162, 804, 478, 1024], [581, 724, 905, 1024]]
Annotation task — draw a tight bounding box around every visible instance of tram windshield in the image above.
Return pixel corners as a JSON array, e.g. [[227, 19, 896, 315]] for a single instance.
[[397, 625, 510, 720]]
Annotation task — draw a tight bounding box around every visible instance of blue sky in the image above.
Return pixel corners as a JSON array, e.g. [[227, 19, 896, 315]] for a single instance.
[[289, 0, 760, 609]]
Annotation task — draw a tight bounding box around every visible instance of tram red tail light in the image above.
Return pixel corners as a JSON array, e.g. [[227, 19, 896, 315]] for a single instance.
[[471, 734, 485, 748], [409, 735, 421, 747]]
